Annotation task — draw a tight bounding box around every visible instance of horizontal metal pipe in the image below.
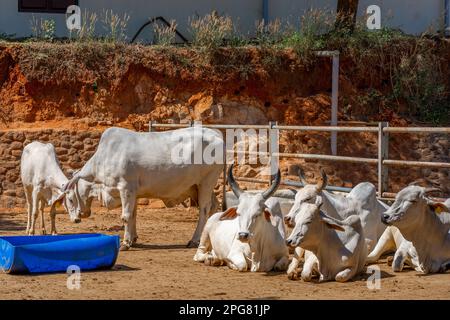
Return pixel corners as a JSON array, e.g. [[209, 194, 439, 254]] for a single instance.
[[384, 127, 450, 133], [150, 123, 189, 128], [315, 50, 340, 57], [149, 122, 449, 134], [383, 159, 450, 168], [230, 150, 378, 164], [274, 152, 379, 164], [273, 125, 379, 132], [234, 177, 352, 193]]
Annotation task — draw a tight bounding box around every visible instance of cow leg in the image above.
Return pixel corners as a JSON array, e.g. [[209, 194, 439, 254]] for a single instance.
[[28, 189, 40, 235], [287, 247, 304, 280], [24, 188, 32, 234], [50, 204, 57, 235], [227, 253, 248, 272], [119, 188, 137, 251], [335, 268, 354, 282], [205, 251, 223, 266], [366, 227, 395, 264], [188, 184, 214, 248], [39, 200, 46, 235], [193, 220, 212, 262], [130, 204, 138, 244], [392, 240, 413, 272], [301, 253, 318, 282], [274, 256, 289, 272]]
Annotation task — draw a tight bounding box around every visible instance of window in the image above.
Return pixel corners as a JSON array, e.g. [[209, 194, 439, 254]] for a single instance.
[[18, 0, 78, 13]]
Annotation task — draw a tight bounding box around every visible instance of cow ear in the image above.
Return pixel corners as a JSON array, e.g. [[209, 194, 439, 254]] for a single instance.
[[220, 207, 238, 220], [50, 192, 66, 208], [264, 209, 272, 223], [428, 202, 449, 215], [319, 213, 345, 232], [321, 220, 345, 232]]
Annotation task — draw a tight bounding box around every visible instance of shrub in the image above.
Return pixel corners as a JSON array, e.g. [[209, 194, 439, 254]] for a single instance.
[[153, 20, 178, 46], [189, 11, 234, 49], [101, 9, 130, 43], [30, 16, 55, 42]]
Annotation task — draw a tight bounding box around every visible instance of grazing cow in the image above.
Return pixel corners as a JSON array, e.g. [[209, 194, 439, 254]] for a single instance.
[[20, 141, 79, 235], [64, 127, 223, 250], [285, 197, 367, 282], [366, 226, 421, 272], [284, 168, 386, 252], [193, 164, 289, 272], [382, 186, 450, 273]]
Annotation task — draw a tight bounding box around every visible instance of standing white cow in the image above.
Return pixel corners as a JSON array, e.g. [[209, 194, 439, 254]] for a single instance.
[[285, 196, 367, 282], [20, 141, 79, 235], [284, 168, 386, 252], [193, 164, 289, 272], [64, 127, 223, 250], [382, 186, 450, 274]]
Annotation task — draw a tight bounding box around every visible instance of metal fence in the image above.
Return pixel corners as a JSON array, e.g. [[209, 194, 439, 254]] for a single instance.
[[149, 121, 450, 201]]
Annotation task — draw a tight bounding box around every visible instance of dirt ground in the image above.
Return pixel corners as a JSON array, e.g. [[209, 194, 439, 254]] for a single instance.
[[0, 205, 449, 300]]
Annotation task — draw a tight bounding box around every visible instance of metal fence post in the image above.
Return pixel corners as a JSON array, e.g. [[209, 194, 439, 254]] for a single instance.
[[378, 122, 389, 197], [222, 139, 227, 211], [149, 120, 155, 132], [269, 121, 279, 185], [331, 53, 340, 156]]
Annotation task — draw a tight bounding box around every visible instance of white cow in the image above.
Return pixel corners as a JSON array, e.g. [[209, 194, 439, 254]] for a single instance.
[[193, 164, 289, 272], [64, 127, 223, 250], [382, 186, 450, 274], [284, 168, 386, 252], [285, 196, 367, 282], [20, 141, 79, 235]]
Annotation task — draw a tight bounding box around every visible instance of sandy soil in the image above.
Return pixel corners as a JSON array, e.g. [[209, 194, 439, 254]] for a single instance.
[[0, 206, 449, 300]]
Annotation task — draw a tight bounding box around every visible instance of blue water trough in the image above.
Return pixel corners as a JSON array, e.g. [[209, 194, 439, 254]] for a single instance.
[[0, 234, 120, 274]]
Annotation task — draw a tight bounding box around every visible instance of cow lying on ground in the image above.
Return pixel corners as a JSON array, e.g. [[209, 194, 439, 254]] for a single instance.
[[366, 226, 421, 272], [193, 164, 289, 272], [64, 127, 223, 250], [382, 186, 450, 274], [285, 168, 386, 252], [285, 196, 367, 282], [20, 141, 79, 235]]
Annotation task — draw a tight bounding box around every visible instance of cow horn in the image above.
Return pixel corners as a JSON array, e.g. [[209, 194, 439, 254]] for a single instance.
[[227, 164, 244, 198], [316, 168, 328, 192], [298, 167, 308, 186], [262, 169, 281, 200]]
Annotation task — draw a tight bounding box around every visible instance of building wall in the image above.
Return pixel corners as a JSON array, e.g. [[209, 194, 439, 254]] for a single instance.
[[0, 0, 447, 41], [357, 0, 445, 34]]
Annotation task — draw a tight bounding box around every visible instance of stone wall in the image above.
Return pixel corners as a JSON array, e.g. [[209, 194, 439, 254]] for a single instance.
[[0, 129, 102, 208]]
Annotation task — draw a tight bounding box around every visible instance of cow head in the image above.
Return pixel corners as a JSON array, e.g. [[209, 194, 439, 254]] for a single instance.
[[74, 178, 95, 218], [382, 186, 448, 231], [62, 171, 96, 222], [285, 196, 346, 249], [284, 168, 328, 227], [221, 164, 281, 242], [51, 187, 81, 223]]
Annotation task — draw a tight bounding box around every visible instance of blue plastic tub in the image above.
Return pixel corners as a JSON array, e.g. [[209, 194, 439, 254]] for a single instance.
[[0, 234, 120, 274]]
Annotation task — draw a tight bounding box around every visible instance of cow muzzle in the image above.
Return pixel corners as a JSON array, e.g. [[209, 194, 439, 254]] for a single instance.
[[71, 217, 82, 223], [381, 213, 392, 225], [238, 232, 250, 242]]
